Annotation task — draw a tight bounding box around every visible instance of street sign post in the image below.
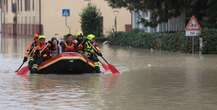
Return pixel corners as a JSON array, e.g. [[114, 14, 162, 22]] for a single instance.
[[62, 9, 71, 33], [185, 16, 201, 54]]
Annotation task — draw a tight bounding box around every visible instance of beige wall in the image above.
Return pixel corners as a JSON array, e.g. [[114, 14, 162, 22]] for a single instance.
[[41, 0, 131, 37], [2, 0, 42, 36], [3, 0, 40, 25], [17, 0, 40, 25], [3, 0, 14, 24]]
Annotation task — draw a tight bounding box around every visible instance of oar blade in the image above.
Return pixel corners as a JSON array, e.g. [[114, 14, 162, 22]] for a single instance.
[[102, 63, 109, 72], [107, 64, 120, 75], [17, 66, 29, 76]]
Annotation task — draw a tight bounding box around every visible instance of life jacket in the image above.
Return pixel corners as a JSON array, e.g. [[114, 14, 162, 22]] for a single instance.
[[84, 41, 93, 53], [64, 41, 76, 52], [36, 43, 47, 51], [84, 41, 100, 53], [34, 43, 50, 58], [24, 41, 38, 57]]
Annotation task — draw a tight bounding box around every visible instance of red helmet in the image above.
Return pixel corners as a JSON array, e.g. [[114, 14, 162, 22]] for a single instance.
[[34, 32, 39, 40]]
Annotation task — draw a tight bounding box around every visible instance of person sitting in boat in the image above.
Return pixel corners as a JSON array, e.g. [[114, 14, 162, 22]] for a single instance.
[[82, 34, 102, 73], [60, 34, 77, 52], [75, 31, 85, 53], [29, 35, 50, 72], [23, 32, 40, 63], [48, 37, 61, 56], [75, 31, 84, 46]]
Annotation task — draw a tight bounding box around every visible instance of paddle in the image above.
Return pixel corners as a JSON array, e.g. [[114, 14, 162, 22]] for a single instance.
[[16, 44, 49, 75], [100, 55, 120, 75], [87, 41, 120, 75], [16, 66, 29, 75], [15, 47, 34, 73], [15, 47, 35, 75], [99, 60, 109, 72], [15, 61, 26, 72]]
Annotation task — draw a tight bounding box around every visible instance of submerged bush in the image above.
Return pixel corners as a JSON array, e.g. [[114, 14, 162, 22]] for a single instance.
[[108, 29, 217, 54], [202, 29, 217, 54]]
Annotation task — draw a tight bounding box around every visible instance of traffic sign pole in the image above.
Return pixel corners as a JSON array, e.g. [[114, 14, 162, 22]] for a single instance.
[[65, 16, 71, 33], [199, 37, 203, 55], [192, 36, 194, 54], [62, 9, 71, 33]]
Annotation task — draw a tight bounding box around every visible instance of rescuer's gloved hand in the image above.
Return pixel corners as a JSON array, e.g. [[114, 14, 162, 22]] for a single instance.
[[97, 52, 102, 57], [23, 57, 28, 62]]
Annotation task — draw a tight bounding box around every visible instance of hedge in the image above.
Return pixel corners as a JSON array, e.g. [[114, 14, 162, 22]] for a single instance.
[[108, 29, 217, 54], [202, 29, 217, 54]]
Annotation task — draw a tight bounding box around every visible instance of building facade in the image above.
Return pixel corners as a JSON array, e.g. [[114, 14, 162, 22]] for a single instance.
[[1, 0, 42, 36], [1, 0, 131, 37], [132, 11, 185, 33]]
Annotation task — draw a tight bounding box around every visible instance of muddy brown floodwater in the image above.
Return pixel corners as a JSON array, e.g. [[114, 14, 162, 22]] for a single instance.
[[1, 36, 217, 110]]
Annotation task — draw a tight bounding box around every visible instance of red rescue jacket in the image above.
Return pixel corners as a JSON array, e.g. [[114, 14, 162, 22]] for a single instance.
[[63, 41, 77, 52]]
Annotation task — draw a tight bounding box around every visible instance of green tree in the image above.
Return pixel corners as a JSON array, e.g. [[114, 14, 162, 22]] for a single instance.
[[105, 0, 216, 28], [206, 0, 217, 28], [80, 4, 103, 37]]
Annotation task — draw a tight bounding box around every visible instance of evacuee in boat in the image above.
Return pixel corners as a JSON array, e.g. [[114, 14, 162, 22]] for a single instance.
[[23, 32, 39, 62], [48, 37, 61, 56], [75, 31, 84, 46], [60, 34, 77, 52], [82, 34, 102, 73], [75, 32, 85, 53], [29, 35, 51, 72]]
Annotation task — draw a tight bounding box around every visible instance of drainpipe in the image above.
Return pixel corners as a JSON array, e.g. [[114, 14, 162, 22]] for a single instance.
[[131, 11, 133, 31], [39, 0, 42, 34], [0, 2, 2, 34], [14, 0, 18, 36]]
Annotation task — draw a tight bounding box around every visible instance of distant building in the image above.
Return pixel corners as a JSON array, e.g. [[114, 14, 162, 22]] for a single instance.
[[132, 11, 185, 33], [1, 0, 131, 37], [1, 0, 42, 36]]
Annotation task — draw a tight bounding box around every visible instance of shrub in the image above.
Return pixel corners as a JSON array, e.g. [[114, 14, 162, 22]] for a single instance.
[[202, 29, 217, 54], [108, 29, 217, 54], [80, 4, 103, 37]]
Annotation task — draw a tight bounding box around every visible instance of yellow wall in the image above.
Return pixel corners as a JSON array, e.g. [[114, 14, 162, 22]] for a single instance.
[[17, 0, 40, 24], [41, 0, 131, 37], [3, 0, 40, 24], [3, 0, 14, 24]]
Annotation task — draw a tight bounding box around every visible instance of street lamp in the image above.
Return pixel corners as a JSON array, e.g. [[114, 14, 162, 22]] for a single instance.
[[113, 9, 119, 32]]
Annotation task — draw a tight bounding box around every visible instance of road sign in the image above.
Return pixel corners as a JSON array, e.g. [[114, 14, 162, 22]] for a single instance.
[[62, 9, 70, 17], [185, 16, 201, 36]]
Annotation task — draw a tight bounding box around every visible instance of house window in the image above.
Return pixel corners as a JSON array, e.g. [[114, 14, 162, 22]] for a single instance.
[[20, 0, 22, 11], [143, 11, 148, 17], [28, 0, 30, 11], [24, 0, 28, 11], [12, 0, 17, 13], [32, 0, 34, 11], [6, 0, 8, 12], [144, 27, 148, 32], [17, 0, 19, 12]]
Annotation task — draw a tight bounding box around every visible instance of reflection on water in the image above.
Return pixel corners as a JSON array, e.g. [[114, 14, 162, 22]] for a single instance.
[[1, 36, 217, 110], [0, 36, 32, 57]]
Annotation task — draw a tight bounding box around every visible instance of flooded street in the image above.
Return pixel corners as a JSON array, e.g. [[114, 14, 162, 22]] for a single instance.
[[1, 36, 217, 110]]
